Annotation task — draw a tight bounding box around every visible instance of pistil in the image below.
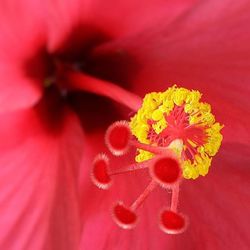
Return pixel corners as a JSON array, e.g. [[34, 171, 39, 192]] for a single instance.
[[62, 69, 142, 111], [112, 180, 157, 229], [130, 180, 157, 211], [89, 85, 223, 234], [170, 184, 180, 212]]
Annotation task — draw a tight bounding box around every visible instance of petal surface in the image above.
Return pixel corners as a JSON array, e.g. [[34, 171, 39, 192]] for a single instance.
[[78, 1, 250, 244], [175, 143, 250, 250], [80, 131, 250, 249], [47, 0, 197, 54], [90, 0, 250, 144], [0, 90, 84, 249], [0, 0, 47, 112]]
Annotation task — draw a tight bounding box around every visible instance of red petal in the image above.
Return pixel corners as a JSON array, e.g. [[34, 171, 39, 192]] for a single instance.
[[83, 0, 197, 37], [0, 0, 47, 112], [90, 0, 250, 144], [173, 143, 250, 249], [0, 94, 84, 249], [47, 0, 196, 54], [0, 65, 44, 113], [80, 135, 250, 249]]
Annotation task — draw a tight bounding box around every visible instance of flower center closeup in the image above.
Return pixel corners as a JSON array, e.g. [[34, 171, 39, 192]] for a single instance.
[[131, 86, 223, 179], [38, 49, 223, 235], [90, 85, 223, 235]]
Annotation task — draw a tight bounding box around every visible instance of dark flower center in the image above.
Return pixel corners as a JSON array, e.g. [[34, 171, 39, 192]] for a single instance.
[[23, 25, 138, 131]]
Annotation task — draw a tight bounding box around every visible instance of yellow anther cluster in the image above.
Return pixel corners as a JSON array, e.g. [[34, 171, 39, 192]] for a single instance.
[[130, 85, 223, 180]]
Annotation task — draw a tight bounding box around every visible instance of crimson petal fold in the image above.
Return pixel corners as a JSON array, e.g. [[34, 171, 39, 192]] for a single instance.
[[0, 101, 84, 250]]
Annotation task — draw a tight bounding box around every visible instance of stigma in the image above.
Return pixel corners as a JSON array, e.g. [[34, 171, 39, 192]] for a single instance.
[[91, 85, 223, 234]]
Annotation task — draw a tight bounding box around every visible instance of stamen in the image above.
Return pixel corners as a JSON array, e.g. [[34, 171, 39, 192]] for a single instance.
[[63, 69, 142, 111], [131, 86, 223, 179]]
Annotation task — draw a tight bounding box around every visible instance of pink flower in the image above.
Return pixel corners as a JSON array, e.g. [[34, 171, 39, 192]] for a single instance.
[[0, 1, 249, 250]]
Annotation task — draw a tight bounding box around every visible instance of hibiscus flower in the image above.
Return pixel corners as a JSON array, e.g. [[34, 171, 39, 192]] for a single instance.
[[0, 1, 249, 250]]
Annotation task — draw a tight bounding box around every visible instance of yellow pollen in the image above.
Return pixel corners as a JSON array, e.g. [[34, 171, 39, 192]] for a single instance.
[[130, 85, 223, 180]]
